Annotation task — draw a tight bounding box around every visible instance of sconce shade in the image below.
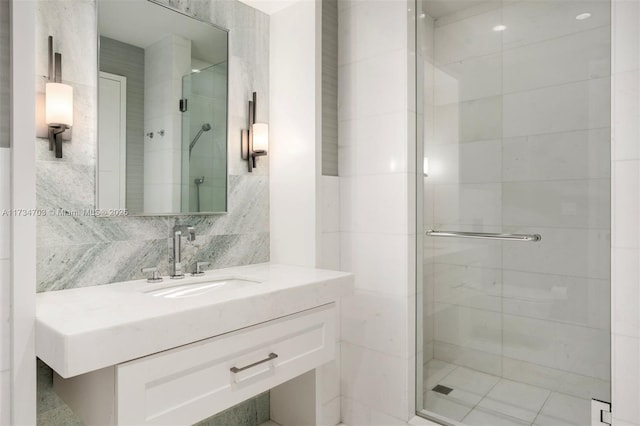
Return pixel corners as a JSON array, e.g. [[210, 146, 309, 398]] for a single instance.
[[45, 82, 73, 127], [252, 123, 268, 152]]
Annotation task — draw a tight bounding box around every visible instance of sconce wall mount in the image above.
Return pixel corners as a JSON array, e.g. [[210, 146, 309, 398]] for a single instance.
[[241, 92, 268, 173], [45, 36, 73, 159]]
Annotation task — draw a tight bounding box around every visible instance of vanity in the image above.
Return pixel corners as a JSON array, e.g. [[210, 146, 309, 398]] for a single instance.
[[36, 263, 353, 425], [33, 0, 349, 423]]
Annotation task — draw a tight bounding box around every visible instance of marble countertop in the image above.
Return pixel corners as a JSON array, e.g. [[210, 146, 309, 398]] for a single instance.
[[36, 263, 353, 378]]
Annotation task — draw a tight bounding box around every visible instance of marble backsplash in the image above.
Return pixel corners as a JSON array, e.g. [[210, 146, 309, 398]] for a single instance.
[[35, 0, 270, 292]]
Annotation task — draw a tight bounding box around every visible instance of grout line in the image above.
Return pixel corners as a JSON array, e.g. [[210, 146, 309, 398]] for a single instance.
[[428, 262, 609, 283], [430, 300, 609, 333], [433, 23, 611, 69], [428, 177, 611, 185], [533, 390, 554, 425], [433, 73, 610, 108], [424, 126, 611, 147], [427, 222, 611, 231]]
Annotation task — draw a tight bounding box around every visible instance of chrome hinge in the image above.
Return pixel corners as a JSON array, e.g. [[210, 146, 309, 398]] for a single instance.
[[179, 98, 188, 112], [592, 399, 612, 426]]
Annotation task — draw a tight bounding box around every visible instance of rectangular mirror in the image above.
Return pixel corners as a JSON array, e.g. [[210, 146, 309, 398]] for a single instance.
[[97, 0, 228, 215]]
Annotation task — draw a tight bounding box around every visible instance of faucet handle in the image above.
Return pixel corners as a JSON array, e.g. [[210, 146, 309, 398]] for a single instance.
[[142, 267, 163, 283], [192, 261, 210, 276]]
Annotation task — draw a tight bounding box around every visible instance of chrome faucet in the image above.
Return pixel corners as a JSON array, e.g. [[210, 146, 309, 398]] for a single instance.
[[171, 225, 195, 279]]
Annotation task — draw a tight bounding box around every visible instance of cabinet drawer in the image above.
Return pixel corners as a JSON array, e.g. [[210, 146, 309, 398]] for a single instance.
[[116, 303, 335, 425]]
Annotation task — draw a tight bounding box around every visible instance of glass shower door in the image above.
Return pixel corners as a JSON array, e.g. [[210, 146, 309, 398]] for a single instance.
[[181, 61, 228, 213], [416, 0, 611, 424]]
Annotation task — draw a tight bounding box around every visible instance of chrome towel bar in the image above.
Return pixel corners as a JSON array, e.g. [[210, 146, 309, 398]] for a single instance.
[[426, 230, 541, 242]]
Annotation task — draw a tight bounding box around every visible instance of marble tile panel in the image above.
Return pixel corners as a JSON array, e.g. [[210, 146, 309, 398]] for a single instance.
[[36, 161, 95, 211], [36, 232, 269, 291], [36, 0, 97, 87], [192, 174, 269, 237], [156, 0, 212, 23], [37, 404, 83, 426], [37, 239, 167, 291]]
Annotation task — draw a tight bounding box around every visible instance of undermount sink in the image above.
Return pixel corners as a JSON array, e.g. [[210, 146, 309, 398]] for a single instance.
[[143, 277, 261, 299]]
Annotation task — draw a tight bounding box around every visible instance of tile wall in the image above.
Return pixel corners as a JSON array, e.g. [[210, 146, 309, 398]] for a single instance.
[[0, 150, 10, 426], [0, 0, 10, 422], [338, 0, 417, 423], [612, 1, 640, 424], [143, 34, 191, 212]]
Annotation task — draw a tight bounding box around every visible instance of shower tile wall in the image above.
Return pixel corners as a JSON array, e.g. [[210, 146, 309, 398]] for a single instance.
[[144, 34, 191, 212], [339, 0, 417, 423], [0, 0, 9, 421], [184, 63, 228, 212], [0, 149, 9, 426], [612, 1, 640, 424], [423, 0, 611, 401]]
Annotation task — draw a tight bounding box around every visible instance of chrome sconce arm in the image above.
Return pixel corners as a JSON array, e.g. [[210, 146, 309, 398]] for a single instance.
[[241, 92, 268, 172]]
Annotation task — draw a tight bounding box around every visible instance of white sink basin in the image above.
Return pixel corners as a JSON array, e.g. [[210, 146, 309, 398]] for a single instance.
[[143, 278, 261, 299]]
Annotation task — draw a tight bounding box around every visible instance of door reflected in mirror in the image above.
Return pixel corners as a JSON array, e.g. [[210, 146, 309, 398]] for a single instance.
[[97, 0, 228, 215]]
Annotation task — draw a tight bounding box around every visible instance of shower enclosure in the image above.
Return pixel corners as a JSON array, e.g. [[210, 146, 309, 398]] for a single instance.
[[181, 61, 228, 213], [416, 0, 611, 424]]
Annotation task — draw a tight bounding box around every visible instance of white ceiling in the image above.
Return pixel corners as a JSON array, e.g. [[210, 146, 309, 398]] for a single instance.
[[238, 0, 306, 15]]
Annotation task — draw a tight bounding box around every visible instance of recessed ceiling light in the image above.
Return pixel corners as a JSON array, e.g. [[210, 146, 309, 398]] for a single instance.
[[493, 24, 507, 32], [419, 12, 426, 18], [576, 12, 592, 20], [192, 69, 201, 73]]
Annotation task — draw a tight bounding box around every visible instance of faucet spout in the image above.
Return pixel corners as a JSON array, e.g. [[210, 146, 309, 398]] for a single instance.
[[171, 225, 195, 279]]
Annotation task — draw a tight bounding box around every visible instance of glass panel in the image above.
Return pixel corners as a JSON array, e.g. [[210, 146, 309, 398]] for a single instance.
[[181, 62, 228, 213], [416, 1, 611, 424]]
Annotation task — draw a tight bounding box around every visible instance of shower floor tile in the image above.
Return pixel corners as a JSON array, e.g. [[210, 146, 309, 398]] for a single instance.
[[422, 360, 593, 426], [477, 379, 550, 423], [439, 366, 500, 397], [424, 390, 473, 422], [534, 392, 591, 426], [463, 407, 530, 426], [424, 359, 457, 390]]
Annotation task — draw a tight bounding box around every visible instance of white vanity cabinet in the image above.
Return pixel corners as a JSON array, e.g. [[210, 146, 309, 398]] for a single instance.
[[55, 304, 336, 426], [38, 264, 353, 426]]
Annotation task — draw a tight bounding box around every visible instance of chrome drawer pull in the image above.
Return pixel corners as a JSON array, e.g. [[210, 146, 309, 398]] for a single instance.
[[230, 353, 278, 373]]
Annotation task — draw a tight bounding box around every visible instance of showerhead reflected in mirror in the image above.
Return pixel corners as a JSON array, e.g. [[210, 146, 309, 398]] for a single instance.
[[189, 123, 212, 158], [96, 0, 228, 215]]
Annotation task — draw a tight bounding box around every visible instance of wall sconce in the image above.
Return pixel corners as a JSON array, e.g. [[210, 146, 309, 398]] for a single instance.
[[241, 92, 268, 172], [45, 36, 73, 158]]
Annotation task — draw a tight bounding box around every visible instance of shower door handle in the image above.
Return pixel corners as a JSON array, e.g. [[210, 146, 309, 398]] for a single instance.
[[426, 230, 541, 242]]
